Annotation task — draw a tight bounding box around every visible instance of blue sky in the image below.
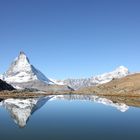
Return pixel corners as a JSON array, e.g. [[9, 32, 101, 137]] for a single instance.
[[0, 0, 140, 79]]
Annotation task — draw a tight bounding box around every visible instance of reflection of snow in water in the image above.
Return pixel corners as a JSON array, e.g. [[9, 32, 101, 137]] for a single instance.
[[0, 95, 129, 127], [96, 97, 129, 112], [51, 95, 129, 112]]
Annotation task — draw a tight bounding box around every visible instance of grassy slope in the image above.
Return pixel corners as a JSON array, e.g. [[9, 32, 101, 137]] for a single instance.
[[76, 73, 140, 96]]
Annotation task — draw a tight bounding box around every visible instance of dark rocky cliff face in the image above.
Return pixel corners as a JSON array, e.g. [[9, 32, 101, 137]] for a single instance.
[[0, 79, 15, 91]]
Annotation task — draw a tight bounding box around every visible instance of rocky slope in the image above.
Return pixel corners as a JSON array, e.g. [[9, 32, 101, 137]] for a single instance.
[[54, 66, 129, 89], [11, 80, 73, 93], [76, 73, 140, 96]]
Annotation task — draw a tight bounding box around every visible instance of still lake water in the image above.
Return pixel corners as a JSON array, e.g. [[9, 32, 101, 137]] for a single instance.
[[0, 94, 140, 140]]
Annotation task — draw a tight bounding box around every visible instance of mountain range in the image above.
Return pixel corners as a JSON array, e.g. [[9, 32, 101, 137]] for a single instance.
[[53, 66, 129, 89], [0, 52, 130, 92]]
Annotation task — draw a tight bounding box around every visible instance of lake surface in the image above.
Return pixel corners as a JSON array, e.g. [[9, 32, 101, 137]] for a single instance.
[[0, 94, 140, 140]]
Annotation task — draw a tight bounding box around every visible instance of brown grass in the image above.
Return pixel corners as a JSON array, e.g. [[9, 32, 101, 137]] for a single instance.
[[0, 90, 73, 99], [75, 73, 140, 97]]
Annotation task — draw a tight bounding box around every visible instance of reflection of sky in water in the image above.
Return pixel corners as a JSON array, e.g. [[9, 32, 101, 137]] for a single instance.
[[0, 95, 140, 140]]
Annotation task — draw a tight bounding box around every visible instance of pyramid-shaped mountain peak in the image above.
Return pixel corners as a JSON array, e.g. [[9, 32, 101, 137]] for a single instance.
[[3, 52, 53, 84]]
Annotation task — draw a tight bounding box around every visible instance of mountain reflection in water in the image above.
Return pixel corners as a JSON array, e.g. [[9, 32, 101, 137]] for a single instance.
[[1, 94, 140, 128]]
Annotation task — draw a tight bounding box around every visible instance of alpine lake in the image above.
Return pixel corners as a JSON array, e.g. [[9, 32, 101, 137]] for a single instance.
[[0, 94, 140, 140]]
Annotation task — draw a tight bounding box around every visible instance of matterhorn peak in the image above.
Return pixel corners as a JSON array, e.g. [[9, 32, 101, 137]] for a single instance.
[[9, 51, 31, 74], [20, 51, 25, 55], [4, 51, 32, 79], [18, 51, 28, 58], [17, 51, 30, 64], [3, 52, 53, 84]]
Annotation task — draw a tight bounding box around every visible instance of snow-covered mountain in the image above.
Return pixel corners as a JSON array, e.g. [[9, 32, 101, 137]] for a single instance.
[[0, 52, 72, 92], [3, 52, 53, 84], [53, 66, 129, 89]]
